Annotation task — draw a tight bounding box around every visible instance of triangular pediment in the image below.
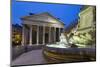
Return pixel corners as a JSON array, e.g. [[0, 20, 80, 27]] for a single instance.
[[21, 12, 64, 25]]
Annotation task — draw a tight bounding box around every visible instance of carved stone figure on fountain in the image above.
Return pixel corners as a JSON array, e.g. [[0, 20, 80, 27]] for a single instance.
[[59, 33, 71, 48], [46, 33, 71, 48]]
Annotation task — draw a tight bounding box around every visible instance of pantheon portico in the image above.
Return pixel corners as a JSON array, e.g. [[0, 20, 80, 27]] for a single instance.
[[21, 12, 64, 45]]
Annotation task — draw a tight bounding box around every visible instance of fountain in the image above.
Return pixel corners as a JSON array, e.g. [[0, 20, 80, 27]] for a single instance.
[[46, 33, 71, 48], [43, 33, 96, 62]]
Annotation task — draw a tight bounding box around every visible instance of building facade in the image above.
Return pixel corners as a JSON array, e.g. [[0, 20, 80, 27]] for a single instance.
[[21, 12, 64, 46], [77, 6, 96, 34], [70, 6, 96, 46], [12, 24, 22, 46]]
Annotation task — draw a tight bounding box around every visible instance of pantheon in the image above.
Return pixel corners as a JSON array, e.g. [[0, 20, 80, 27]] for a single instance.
[[21, 12, 65, 45]]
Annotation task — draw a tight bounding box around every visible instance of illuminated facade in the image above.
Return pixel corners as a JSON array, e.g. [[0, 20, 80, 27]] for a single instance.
[[77, 6, 96, 34], [21, 12, 64, 45], [70, 6, 96, 47]]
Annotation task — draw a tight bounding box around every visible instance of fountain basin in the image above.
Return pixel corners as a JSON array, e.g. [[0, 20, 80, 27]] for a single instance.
[[43, 45, 96, 62]]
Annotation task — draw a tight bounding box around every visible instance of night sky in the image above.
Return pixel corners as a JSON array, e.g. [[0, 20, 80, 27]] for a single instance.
[[12, 0, 83, 27]]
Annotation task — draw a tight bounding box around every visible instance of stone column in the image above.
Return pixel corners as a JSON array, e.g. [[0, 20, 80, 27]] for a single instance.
[[29, 25, 32, 46], [22, 25, 25, 46], [37, 25, 39, 45], [43, 25, 45, 45], [49, 27, 51, 43]]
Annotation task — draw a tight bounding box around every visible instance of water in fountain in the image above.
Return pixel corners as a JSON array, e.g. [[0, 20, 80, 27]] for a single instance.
[[46, 33, 71, 48]]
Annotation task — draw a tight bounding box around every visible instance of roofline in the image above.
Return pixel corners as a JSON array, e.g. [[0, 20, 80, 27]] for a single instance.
[[21, 12, 65, 25], [44, 12, 65, 25]]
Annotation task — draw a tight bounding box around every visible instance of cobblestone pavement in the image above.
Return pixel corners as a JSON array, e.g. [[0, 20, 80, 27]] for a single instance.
[[11, 49, 48, 66]]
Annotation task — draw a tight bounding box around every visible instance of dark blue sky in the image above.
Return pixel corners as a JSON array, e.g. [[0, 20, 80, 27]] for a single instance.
[[12, 0, 83, 27]]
